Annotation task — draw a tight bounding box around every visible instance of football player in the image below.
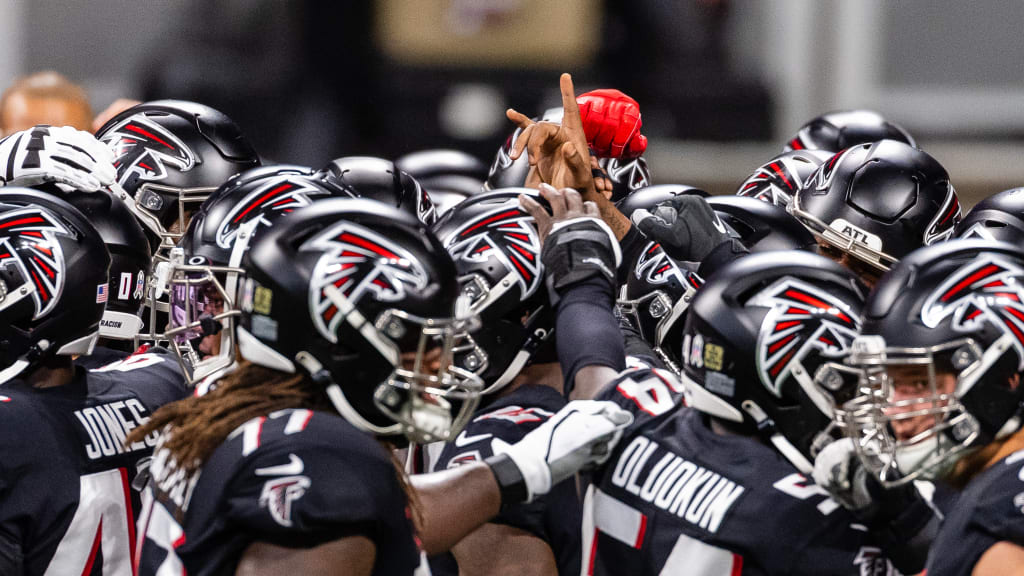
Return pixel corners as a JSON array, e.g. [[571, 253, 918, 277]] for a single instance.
[[130, 198, 631, 576], [823, 240, 1024, 575], [788, 139, 961, 286], [163, 164, 353, 386], [95, 100, 261, 261], [0, 189, 188, 575], [735, 149, 833, 208], [395, 148, 489, 216], [426, 188, 587, 575], [520, 183, 927, 574]]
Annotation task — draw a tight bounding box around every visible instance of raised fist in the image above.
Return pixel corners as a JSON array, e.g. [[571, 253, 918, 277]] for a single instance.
[[577, 89, 648, 160]]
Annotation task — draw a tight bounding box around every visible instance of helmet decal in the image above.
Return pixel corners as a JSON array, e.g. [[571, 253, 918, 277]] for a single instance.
[[216, 178, 329, 249], [0, 207, 73, 319], [808, 147, 855, 193], [604, 157, 650, 190], [305, 222, 430, 343], [924, 185, 962, 245], [445, 205, 542, 298], [750, 278, 860, 397], [921, 256, 1024, 369], [101, 116, 197, 186], [634, 241, 699, 288]]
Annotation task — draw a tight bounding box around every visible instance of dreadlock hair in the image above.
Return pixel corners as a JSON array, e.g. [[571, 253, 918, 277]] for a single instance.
[[127, 360, 332, 476]]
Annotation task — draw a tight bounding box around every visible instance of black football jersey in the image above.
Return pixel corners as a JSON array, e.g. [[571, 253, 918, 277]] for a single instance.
[[136, 408, 427, 576], [584, 368, 895, 576], [431, 385, 580, 576], [75, 345, 132, 370], [0, 349, 188, 575], [925, 448, 1024, 576]]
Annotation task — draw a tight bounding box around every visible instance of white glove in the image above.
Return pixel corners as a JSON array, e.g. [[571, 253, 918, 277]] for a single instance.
[[812, 438, 874, 513], [488, 400, 633, 503], [0, 125, 117, 192]]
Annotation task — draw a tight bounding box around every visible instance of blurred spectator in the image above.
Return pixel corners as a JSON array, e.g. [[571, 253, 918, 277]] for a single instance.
[[0, 71, 92, 136]]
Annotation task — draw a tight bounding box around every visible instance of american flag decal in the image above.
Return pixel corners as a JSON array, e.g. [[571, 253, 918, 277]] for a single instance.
[[96, 284, 108, 303]]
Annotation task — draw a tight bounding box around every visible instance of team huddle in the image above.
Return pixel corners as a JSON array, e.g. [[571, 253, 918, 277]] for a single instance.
[[0, 72, 1021, 575]]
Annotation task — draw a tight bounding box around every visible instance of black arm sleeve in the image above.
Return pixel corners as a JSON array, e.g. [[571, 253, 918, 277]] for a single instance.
[[557, 277, 627, 397]]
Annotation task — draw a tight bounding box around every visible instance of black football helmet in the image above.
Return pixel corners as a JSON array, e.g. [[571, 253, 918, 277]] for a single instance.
[[160, 165, 354, 384], [96, 100, 261, 256], [736, 149, 833, 207], [396, 149, 488, 216], [616, 185, 708, 372], [58, 190, 151, 342], [790, 139, 961, 271], [954, 187, 1024, 245], [784, 110, 916, 153], [0, 188, 110, 383], [321, 156, 437, 225], [238, 198, 482, 443], [840, 240, 1024, 486], [680, 251, 867, 473], [707, 196, 818, 253], [431, 188, 553, 394]]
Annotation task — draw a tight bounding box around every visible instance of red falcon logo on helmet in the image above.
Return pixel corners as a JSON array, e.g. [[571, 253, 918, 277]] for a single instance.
[[921, 256, 1024, 369], [0, 208, 73, 319], [924, 185, 962, 245], [445, 205, 542, 298], [750, 278, 860, 397], [100, 116, 196, 186], [305, 222, 429, 343], [635, 241, 701, 289], [216, 179, 331, 249]]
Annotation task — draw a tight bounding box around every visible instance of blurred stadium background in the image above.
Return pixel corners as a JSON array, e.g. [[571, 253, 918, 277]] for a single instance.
[[1, 0, 1021, 206]]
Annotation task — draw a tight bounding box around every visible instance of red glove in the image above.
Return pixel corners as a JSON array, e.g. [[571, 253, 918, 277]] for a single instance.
[[576, 89, 648, 160]]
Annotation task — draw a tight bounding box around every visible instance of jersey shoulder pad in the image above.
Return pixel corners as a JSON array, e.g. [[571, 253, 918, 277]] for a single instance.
[[965, 449, 1024, 543], [221, 410, 406, 547], [88, 347, 188, 408]]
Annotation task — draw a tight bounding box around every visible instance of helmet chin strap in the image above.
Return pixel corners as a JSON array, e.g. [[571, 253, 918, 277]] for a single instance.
[[295, 350, 402, 437], [483, 326, 550, 395], [741, 399, 814, 475]]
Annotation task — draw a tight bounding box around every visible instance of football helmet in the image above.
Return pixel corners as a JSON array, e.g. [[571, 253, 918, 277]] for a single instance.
[[161, 165, 354, 384], [0, 188, 110, 383], [431, 188, 551, 394], [784, 110, 916, 153], [96, 100, 260, 257], [840, 240, 1024, 486], [790, 139, 961, 271], [736, 149, 833, 208], [58, 189, 151, 342], [321, 156, 437, 225], [707, 195, 818, 253], [238, 198, 482, 443], [954, 187, 1024, 245], [681, 250, 867, 473], [395, 149, 488, 215]]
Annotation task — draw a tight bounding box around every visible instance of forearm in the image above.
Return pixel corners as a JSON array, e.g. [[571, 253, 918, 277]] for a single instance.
[[582, 187, 632, 241], [452, 523, 557, 576], [409, 462, 502, 555], [556, 277, 626, 399]]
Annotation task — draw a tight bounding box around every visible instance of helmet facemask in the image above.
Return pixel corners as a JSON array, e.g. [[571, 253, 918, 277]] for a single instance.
[[163, 248, 244, 385], [840, 335, 1007, 487], [789, 191, 899, 272]]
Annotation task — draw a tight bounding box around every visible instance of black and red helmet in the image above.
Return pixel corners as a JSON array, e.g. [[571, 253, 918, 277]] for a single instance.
[[736, 149, 833, 208], [321, 156, 437, 225], [0, 188, 110, 383], [431, 188, 551, 394], [784, 110, 916, 154], [96, 100, 261, 253], [239, 198, 482, 443], [790, 139, 961, 271], [954, 187, 1024, 245], [681, 250, 867, 472]]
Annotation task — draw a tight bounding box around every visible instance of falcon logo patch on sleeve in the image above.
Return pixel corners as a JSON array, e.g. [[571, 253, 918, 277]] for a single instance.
[[259, 475, 311, 528], [304, 222, 430, 343], [750, 278, 861, 397], [0, 207, 74, 319]]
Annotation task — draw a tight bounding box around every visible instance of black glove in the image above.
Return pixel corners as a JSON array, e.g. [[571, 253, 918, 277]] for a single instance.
[[630, 195, 731, 262]]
